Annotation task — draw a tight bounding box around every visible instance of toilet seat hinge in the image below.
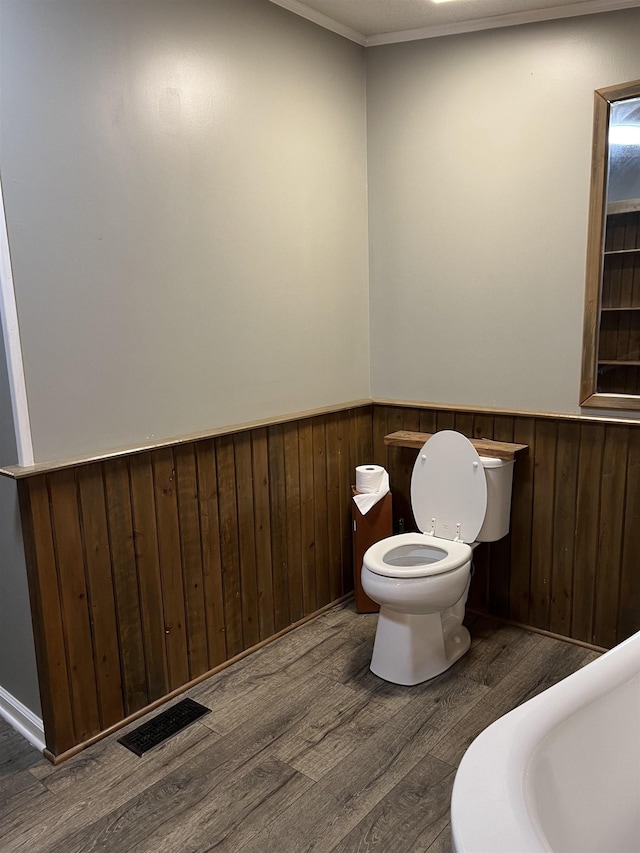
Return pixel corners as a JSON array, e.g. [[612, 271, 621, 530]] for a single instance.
[[427, 517, 436, 536], [454, 522, 462, 541]]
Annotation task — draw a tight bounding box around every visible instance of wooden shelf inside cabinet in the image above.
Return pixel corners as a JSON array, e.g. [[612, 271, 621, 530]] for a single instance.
[[607, 198, 640, 215], [580, 84, 640, 411], [596, 203, 640, 399]]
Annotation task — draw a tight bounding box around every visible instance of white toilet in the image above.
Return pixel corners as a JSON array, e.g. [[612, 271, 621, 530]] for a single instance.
[[361, 430, 515, 686]]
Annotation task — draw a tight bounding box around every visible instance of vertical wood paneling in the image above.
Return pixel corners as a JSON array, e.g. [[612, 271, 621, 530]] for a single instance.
[[298, 419, 317, 615], [529, 420, 557, 631], [267, 425, 289, 633], [372, 406, 388, 465], [487, 415, 514, 618], [128, 453, 168, 703], [386, 407, 404, 436], [152, 449, 189, 690], [572, 424, 605, 642], [418, 409, 437, 435], [436, 410, 455, 431], [491, 414, 514, 443], [473, 413, 495, 441], [386, 407, 411, 534], [350, 409, 373, 589], [454, 412, 473, 437], [283, 421, 304, 622], [358, 406, 374, 463], [619, 428, 640, 640], [593, 427, 628, 647], [20, 406, 373, 760], [48, 469, 101, 741], [401, 408, 420, 432], [175, 445, 208, 680], [216, 434, 243, 658], [325, 416, 343, 602], [234, 433, 259, 649], [77, 464, 124, 727], [252, 429, 275, 641], [313, 418, 330, 609], [509, 419, 536, 624], [195, 440, 227, 667], [19, 478, 75, 755], [377, 404, 640, 649], [337, 411, 355, 594], [467, 409, 495, 609], [21, 402, 640, 761], [103, 461, 148, 716], [549, 422, 580, 637], [400, 410, 421, 533]]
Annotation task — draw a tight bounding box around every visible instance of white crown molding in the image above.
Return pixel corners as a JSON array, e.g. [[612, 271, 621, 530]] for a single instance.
[[268, 0, 366, 45], [366, 0, 640, 45], [0, 685, 45, 753], [271, 0, 640, 46]]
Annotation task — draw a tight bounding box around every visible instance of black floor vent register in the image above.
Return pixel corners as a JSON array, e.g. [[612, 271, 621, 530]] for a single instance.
[[118, 698, 211, 756]]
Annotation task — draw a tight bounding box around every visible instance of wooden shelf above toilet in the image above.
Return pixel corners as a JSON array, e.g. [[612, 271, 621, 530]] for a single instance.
[[384, 431, 528, 461]]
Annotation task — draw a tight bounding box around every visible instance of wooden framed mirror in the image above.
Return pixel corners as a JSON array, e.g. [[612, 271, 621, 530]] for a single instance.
[[580, 79, 640, 410]]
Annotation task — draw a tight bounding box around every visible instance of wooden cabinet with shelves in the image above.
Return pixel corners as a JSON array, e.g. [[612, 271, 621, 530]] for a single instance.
[[580, 79, 640, 410], [596, 204, 640, 395]]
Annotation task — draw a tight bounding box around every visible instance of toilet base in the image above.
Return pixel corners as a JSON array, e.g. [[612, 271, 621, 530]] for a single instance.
[[370, 607, 471, 685]]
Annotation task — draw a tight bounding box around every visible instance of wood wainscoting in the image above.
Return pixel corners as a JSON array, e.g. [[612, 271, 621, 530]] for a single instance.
[[10, 398, 640, 760], [16, 405, 372, 760], [372, 403, 640, 650]]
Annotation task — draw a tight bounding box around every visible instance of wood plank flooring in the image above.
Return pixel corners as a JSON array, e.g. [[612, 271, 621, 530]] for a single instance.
[[0, 603, 599, 852]]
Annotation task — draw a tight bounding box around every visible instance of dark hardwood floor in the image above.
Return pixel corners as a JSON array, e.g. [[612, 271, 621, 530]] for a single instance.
[[0, 602, 599, 852]]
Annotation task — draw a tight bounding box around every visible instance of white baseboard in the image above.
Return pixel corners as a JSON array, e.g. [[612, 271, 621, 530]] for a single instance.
[[0, 685, 45, 752]]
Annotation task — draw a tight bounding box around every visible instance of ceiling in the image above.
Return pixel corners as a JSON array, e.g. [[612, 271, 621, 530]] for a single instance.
[[269, 0, 640, 45]]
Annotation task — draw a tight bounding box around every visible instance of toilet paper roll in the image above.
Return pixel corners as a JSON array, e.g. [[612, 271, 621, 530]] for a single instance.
[[355, 464, 387, 494], [353, 465, 390, 515]]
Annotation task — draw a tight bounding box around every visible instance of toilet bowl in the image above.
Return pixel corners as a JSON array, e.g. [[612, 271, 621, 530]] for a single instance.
[[362, 430, 514, 686]]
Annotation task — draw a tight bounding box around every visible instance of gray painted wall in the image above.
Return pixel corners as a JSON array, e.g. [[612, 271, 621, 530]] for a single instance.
[[0, 320, 40, 715], [367, 9, 640, 416], [0, 0, 370, 463]]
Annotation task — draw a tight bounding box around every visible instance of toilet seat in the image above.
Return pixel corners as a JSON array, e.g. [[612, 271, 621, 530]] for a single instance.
[[364, 532, 472, 579], [411, 430, 487, 544]]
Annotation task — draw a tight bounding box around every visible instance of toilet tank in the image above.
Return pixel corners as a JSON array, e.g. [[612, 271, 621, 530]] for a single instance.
[[476, 456, 515, 542]]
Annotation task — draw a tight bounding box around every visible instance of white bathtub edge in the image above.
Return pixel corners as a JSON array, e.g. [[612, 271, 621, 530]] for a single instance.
[[451, 631, 640, 853]]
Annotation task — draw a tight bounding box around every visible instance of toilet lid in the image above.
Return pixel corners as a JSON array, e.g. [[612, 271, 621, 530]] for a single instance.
[[411, 430, 487, 543]]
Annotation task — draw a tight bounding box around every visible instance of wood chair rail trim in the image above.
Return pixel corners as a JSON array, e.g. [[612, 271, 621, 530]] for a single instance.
[[5, 398, 640, 479], [0, 399, 372, 479]]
